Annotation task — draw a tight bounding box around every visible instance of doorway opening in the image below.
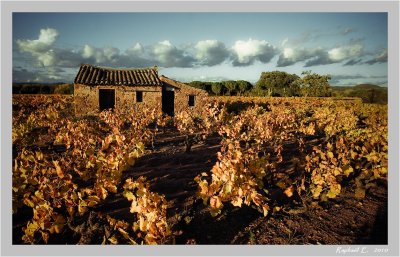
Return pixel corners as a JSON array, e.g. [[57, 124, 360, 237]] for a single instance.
[[162, 87, 174, 116], [99, 89, 115, 111]]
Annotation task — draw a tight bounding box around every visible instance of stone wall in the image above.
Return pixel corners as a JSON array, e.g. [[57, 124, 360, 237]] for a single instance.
[[74, 83, 162, 116], [115, 85, 162, 113], [74, 83, 98, 116], [174, 84, 208, 115]]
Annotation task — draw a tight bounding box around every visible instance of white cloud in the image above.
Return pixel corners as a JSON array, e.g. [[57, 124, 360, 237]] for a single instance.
[[277, 47, 320, 67], [278, 41, 365, 67], [152, 40, 175, 62], [82, 45, 120, 64], [17, 28, 59, 53], [283, 48, 294, 58], [305, 42, 364, 66], [80, 40, 195, 68], [37, 50, 57, 67], [194, 40, 229, 66], [82, 44, 94, 58], [151, 40, 195, 67], [232, 38, 277, 66], [16, 27, 387, 84], [328, 43, 363, 62], [127, 42, 144, 54], [16, 28, 60, 67]]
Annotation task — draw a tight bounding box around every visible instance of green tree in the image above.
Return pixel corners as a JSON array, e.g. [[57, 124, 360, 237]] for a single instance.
[[255, 71, 299, 96], [299, 71, 331, 97], [211, 82, 224, 96], [237, 80, 253, 95], [287, 80, 301, 97], [223, 80, 238, 96], [189, 81, 212, 92]]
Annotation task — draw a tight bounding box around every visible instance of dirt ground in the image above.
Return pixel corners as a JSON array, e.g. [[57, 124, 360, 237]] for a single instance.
[[107, 128, 388, 245], [12, 128, 388, 245]]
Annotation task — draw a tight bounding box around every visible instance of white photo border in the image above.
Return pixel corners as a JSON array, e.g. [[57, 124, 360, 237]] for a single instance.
[[1, 1, 398, 256]]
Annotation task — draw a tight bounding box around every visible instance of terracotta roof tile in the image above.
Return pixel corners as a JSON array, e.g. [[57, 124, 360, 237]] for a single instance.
[[74, 64, 162, 86]]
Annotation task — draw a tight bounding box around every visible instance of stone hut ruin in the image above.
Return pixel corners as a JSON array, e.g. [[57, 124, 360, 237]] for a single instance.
[[73, 64, 207, 117], [158, 75, 208, 115]]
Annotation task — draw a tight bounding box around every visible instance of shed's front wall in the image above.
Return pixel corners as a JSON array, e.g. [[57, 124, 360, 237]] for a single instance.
[[74, 83, 162, 116], [116, 85, 162, 112], [174, 85, 208, 115]]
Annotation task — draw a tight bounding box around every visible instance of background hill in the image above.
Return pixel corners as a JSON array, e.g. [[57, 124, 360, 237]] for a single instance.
[[12, 83, 73, 94], [331, 84, 387, 104]]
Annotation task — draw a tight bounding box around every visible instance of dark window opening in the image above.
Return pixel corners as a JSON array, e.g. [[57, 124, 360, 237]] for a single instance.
[[188, 95, 195, 107], [136, 91, 143, 102], [99, 89, 115, 111]]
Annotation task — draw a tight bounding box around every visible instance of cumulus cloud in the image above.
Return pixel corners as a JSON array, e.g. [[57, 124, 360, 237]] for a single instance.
[[82, 45, 121, 64], [16, 27, 387, 84], [231, 39, 277, 66], [17, 28, 59, 53], [194, 40, 230, 66], [327, 43, 363, 62], [150, 40, 195, 68], [126, 42, 144, 56], [16, 28, 278, 74], [16, 27, 84, 69], [277, 34, 368, 67], [277, 47, 321, 67], [304, 42, 364, 67], [303, 42, 365, 67], [16, 28, 60, 67], [56, 49, 85, 68], [277, 42, 364, 67], [303, 51, 332, 67]]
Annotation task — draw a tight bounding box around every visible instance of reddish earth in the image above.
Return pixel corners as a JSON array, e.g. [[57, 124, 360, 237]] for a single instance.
[[106, 129, 388, 245], [12, 128, 388, 245]]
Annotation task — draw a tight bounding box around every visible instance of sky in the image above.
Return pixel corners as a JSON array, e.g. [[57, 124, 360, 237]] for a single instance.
[[12, 12, 388, 86]]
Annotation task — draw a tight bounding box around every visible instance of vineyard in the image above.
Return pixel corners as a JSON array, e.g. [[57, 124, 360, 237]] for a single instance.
[[12, 94, 388, 245]]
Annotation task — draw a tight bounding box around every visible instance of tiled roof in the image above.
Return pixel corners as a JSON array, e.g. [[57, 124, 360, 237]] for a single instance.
[[74, 64, 162, 86]]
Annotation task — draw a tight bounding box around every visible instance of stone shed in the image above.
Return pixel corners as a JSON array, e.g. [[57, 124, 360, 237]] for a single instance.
[[159, 75, 208, 116], [73, 64, 208, 117]]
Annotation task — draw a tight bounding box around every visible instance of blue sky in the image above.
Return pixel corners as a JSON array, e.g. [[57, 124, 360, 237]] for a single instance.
[[12, 12, 388, 86]]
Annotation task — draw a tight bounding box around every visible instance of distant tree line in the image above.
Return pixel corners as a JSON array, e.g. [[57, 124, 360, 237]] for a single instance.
[[189, 80, 253, 96], [13, 83, 74, 94], [14, 71, 384, 103], [189, 70, 332, 97]]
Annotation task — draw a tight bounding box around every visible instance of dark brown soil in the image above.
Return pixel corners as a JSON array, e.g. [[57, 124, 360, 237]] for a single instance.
[[106, 129, 388, 245], [12, 128, 388, 245]]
